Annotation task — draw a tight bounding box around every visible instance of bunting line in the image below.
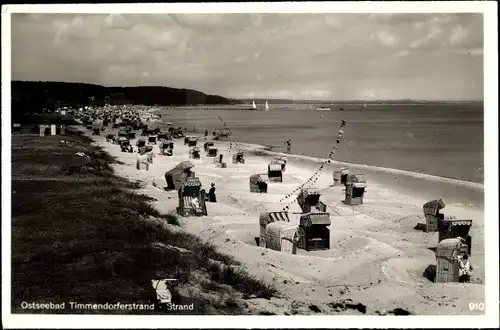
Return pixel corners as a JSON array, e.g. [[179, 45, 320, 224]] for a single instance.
[[217, 114, 243, 153], [279, 120, 347, 211]]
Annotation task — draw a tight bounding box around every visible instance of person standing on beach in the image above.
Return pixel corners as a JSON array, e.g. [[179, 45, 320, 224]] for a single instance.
[[208, 183, 217, 203], [458, 254, 473, 283], [285, 139, 292, 153], [205, 129, 208, 140]]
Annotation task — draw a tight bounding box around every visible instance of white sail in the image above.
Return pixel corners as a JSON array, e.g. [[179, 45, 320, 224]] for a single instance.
[[265, 101, 269, 111], [252, 100, 257, 109]]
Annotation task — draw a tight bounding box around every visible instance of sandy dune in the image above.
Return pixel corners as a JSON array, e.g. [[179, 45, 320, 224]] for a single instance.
[[89, 128, 484, 315]]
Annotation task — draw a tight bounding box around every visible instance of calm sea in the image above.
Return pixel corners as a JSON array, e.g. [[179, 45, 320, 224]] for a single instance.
[[158, 103, 484, 184]]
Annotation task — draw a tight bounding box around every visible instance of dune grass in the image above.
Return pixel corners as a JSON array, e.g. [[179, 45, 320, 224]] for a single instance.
[[11, 128, 277, 314]]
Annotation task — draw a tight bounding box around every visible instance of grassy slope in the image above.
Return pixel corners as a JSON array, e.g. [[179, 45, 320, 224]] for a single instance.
[[11, 127, 277, 315]]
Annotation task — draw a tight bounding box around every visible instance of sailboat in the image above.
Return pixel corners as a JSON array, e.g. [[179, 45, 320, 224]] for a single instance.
[[252, 100, 257, 110], [265, 101, 269, 111]]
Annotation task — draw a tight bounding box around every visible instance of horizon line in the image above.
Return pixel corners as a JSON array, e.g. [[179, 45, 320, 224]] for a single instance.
[[11, 80, 484, 103]]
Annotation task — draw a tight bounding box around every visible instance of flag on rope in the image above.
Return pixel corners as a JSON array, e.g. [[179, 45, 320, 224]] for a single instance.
[[280, 120, 347, 209]]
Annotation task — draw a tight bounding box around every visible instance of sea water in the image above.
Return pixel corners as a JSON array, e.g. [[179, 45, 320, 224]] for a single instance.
[[157, 103, 484, 206]]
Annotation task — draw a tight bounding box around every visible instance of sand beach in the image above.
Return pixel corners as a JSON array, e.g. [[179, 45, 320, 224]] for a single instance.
[[86, 118, 485, 315]]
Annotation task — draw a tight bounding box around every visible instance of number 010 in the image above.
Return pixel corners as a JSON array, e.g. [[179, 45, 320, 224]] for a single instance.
[[469, 302, 485, 311]]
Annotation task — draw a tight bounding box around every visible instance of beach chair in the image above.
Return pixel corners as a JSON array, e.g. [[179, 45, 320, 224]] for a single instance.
[[204, 141, 214, 152], [120, 139, 134, 153], [258, 211, 291, 247], [435, 238, 469, 283], [343, 173, 366, 205], [207, 147, 218, 157], [232, 152, 245, 164], [265, 222, 302, 254], [249, 174, 267, 193], [333, 168, 350, 186], [189, 147, 201, 159], [160, 141, 174, 156], [136, 139, 146, 148], [136, 152, 154, 171], [127, 131, 136, 140], [186, 136, 198, 147], [176, 177, 207, 217], [297, 212, 331, 251], [296, 187, 327, 213], [138, 145, 154, 155], [273, 156, 287, 172], [148, 135, 157, 145], [267, 162, 283, 182], [438, 219, 473, 255], [165, 161, 196, 191], [423, 199, 446, 232]]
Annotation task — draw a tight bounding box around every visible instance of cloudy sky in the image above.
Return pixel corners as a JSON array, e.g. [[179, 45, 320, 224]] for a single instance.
[[11, 13, 483, 100]]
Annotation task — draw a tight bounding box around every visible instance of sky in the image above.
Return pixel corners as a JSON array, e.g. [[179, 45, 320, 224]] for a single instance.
[[11, 13, 484, 101]]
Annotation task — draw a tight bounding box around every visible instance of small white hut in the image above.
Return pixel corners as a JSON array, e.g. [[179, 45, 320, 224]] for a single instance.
[[264, 222, 303, 254]]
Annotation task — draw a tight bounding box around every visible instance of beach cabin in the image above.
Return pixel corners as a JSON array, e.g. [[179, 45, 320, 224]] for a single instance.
[[298, 212, 331, 251], [165, 161, 196, 191], [264, 222, 303, 255], [176, 177, 208, 217], [435, 237, 469, 283], [204, 141, 214, 152], [258, 211, 291, 247], [189, 147, 201, 159], [333, 167, 350, 186], [249, 174, 268, 193], [268, 162, 283, 183], [232, 152, 245, 164], [423, 199, 446, 232], [296, 187, 327, 213], [438, 218, 473, 255], [343, 173, 367, 205], [207, 146, 218, 157]]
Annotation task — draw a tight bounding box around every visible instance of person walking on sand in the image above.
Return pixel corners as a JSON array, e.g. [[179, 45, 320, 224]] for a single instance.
[[458, 253, 473, 283], [208, 183, 217, 203]]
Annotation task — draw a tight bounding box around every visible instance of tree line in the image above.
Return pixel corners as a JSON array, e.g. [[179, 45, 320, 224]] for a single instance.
[[11, 81, 241, 118]]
